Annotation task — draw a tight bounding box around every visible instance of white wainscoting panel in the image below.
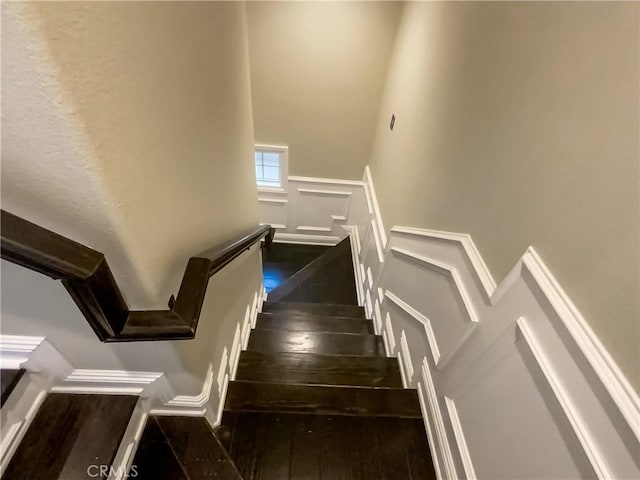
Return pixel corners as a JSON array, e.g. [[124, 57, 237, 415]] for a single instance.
[[258, 175, 364, 245], [344, 165, 640, 480]]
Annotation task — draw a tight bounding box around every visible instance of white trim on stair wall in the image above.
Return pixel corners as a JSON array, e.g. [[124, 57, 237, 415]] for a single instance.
[[0, 282, 266, 475], [257, 174, 365, 246], [344, 165, 640, 480]]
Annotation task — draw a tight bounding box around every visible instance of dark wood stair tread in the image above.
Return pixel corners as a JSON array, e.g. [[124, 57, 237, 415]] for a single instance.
[[236, 350, 403, 388], [221, 411, 436, 480], [262, 301, 365, 318], [256, 311, 373, 334], [267, 237, 359, 305], [130, 417, 190, 480], [225, 381, 421, 417], [133, 416, 242, 479], [156, 416, 242, 479], [248, 329, 385, 356], [1, 368, 25, 407], [5, 393, 138, 479]]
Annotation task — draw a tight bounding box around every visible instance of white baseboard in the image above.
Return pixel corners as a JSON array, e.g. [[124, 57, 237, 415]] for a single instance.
[[0, 382, 48, 477], [345, 225, 364, 306], [273, 232, 341, 245], [109, 399, 148, 480], [418, 358, 457, 480], [288, 175, 363, 186]]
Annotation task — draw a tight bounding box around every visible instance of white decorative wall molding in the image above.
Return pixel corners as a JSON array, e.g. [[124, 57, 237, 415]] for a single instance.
[[444, 397, 476, 480], [214, 373, 230, 426], [385, 313, 396, 353], [166, 363, 214, 408], [217, 347, 229, 396], [288, 175, 363, 186], [373, 301, 382, 335], [241, 305, 252, 350], [0, 389, 47, 477], [149, 407, 206, 417], [258, 197, 288, 204], [297, 188, 352, 197], [416, 385, 443, 480], [390, 226, 495, 301], [347, 166, 639, 480], [0, 335, 45, 369], [385, 290, 440, 366], [345, 226, 364, 306], [363, 166, 387, 248], [110, 401, 149, 480], [257, 186, 287, 195], [158, 282, 264, 419], [397, 354, 408, 388], [0, 282, 265, 472], [261, 223, 286, 230], [52, 369, 164, 396], [516, 317, 610, 479], [370, 219, 385, 263], [258, 174, 364, 245], [0, 421, 23, 475], [520, 247, 640, 442], [399, 330, 414, 381], [419, 358, 458, 480], [229, 322, 242, 379], [364, 289, 373, 319], [296, 226, 332, 233], [273, 232, 341, 246], [389, 246, 479, 324]]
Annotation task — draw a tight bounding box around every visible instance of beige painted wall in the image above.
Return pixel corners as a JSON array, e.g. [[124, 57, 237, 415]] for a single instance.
[[2, 1, 258, 309], [368, 2, 639, 391], [247, 1, 401, 179]]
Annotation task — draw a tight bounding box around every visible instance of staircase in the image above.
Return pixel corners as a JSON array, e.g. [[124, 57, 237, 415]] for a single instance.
[[1, 237, 435, 479], [216, 238, 435, 478]]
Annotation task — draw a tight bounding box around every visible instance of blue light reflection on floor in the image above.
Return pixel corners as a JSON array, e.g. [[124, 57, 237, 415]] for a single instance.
[[263, 266, 289, 293]]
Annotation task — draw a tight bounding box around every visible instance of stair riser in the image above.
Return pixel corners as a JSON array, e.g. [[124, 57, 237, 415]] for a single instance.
[[248, 330, 385, 356], [256, 313, 374, 334], [225, 382, 422, 418], [235, 351, 403, 388], [262, 302, 366, 319]]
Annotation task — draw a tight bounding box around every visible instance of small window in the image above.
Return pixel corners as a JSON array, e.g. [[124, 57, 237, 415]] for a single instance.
[[255, 144, 288, 189]]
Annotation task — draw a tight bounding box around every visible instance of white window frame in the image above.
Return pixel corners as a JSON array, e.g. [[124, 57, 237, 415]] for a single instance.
[[255, 144, 288, 193]]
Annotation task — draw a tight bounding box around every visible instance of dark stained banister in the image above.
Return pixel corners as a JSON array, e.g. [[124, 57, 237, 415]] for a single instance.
[[0, 210, 274, 342]]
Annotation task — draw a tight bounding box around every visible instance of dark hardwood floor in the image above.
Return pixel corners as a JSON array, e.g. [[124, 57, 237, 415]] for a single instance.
[[1, 368, 25, 407], [247, 329, 386, 356], [255, 312, 374, 334], [131, 416, 242, 479], [262, 243, 329, 293], [4, 393, 138, 480], [225, 381, 422, 417], [214, 239, 437, 479], [221, 411, 434, 480], [266, 238, 358, 305], [262, 301, 365, 318], [235, 351, 403, 387]]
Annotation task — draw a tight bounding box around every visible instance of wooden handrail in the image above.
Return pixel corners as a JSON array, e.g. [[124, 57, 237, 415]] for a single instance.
[[1, 210, 274, 342]]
